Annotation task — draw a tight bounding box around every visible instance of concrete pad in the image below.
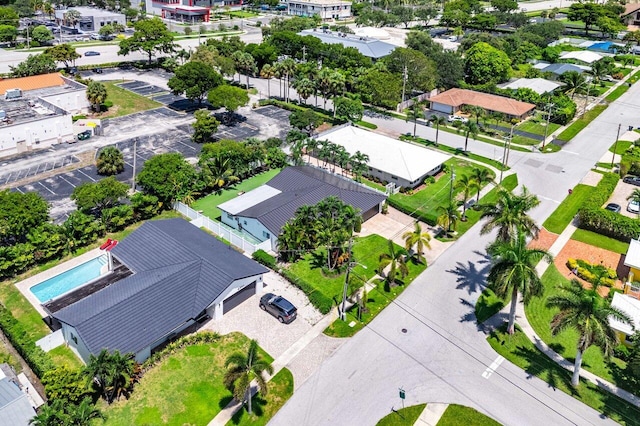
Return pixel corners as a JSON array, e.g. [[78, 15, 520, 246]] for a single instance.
[[415, 403, 449, 425], [580, 170, 604, 186], [619, 130, 640, 142]]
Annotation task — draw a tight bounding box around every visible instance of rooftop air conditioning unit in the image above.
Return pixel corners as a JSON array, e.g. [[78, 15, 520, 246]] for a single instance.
[[5, 89, 22, 100]]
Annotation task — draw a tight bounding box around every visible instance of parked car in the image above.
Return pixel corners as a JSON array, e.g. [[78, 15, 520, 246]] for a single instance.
[[447, 115, 468, 123], [259, 293, 297, 323], [77, 130, 91, 141], [628, 200, 640, 214], [623, 175, 640, 186], [605, 203, 621, 213], [84, 51, 100, 56]]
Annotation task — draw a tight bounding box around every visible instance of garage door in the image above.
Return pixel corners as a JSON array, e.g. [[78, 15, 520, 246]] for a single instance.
[[223, 282, 256, 314]]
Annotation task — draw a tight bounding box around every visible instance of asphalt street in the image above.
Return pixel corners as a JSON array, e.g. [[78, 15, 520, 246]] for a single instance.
[[269, 72, 640, 425]]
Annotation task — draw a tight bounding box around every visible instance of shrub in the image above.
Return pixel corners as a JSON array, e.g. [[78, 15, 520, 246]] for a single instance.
[[280, 269, 333, 314], [252, 249, 276, 269], [566, 258, 617, 287], [184, 27, 192, 35], [141, 331, 220, 372], [72, 115, 86, 122]]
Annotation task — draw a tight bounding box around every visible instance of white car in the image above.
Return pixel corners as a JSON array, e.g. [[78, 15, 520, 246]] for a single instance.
[[628, 200, 640, 213], [448, 115, 469, 123]]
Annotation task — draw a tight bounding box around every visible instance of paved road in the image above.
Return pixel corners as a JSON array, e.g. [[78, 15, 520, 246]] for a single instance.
[[270, 74, 640, 425]]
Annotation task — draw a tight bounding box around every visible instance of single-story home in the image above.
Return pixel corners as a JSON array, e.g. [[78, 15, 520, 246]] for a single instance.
[[533, 62, 590, 80], [51, 218, 268, 363], [318, 125, 451, 189], [624, 238, 640, 284], [218, 166, 387, 251], [429, 88, 536, 121], [500, 78, 564, 95], [559, 50, 603, 65], [299, 28, 396, 59], [610, 292, 640, 346], [0, 365, 34, 425]]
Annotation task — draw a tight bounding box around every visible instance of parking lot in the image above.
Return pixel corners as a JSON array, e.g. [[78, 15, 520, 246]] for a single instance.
[[0, 155, 79, 186]]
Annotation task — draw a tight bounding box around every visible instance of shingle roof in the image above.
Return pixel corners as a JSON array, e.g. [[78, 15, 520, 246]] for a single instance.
[[53, 219, 267, 356], [429, 88, 536, 117], [0, 73, 64, 95], [0, 378, 33, 426], [228, 166, 387, 236], [299, 29, 396, 59]]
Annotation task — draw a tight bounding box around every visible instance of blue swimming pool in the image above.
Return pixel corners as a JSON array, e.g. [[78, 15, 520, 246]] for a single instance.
[[31, 255, 108, 303], [588, 41, 618, 53]]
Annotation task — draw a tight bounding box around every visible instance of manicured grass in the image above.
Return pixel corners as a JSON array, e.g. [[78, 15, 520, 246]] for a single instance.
[[355, 120, 378, 129], [541, 184, 592, 234], [605, 85, 630, 103], [361, 177, 386, 192], [227, 368, 293, 426], [100, 81, 163, 118], [191, 169, 282, 220], [474, 288, 505, 324], [517, 120, 561, 136], [229, 10, 259, 18], [557, 105, 608, 142], [0, 344, 21, 373], [611, 140, 632, 154], [376, 403, 426, 426], [488, 325, 640, 426], [437, 404, 500, 426], [438, 126, 530, 152], [571, 228, 630, 255], [541, 143, 561, 153], [103, 332, 273, 426], [48, 345, 82, 370], [510, 135, 540, 146]]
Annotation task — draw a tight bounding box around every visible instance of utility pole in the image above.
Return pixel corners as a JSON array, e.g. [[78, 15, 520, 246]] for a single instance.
[[542, 97, 554, 149], [401, 64, 408, 102], [499, 126, 514, 184], [131, 138, 138, 192], [505, 124, 514, 166], [302, 45, 306, 62], [448, 166, 456, 233], [340, 239, 354, 321], [582, 81, 591, 116], [611, 123, 622, 169]]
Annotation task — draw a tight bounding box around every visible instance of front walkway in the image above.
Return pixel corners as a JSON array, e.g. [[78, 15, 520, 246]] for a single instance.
[[415, 403, 449, 425]]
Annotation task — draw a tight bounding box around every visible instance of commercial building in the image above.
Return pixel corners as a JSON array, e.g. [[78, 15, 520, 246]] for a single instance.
[[429, 88, 536, 121], [55, 7, 126, 32], [0, 73, 90, 159], [287, 0, 351, 20], [299, 28, 395, 59]]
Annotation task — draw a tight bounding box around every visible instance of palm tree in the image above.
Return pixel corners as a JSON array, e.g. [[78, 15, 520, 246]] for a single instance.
[[402, 221, 431, 263], [224, 339, 274, 415], [84, 349, 135, 404], [488, 231, 553, 334], [30, 400, 67, 426], [455, 174, 474, 220], [96, 146, 124, 176], [260, 64, 276, 98], [64, 9, 81, 28], [350, 151, 369, 182], [406, 101, 423, 138], [429, 115, 447, 145], [480, 187, 540, 242], [66, 397, 105, 426], [231, 51, 257, 88], [458, 122, 479, 152], [378, 239, 409, 286], [628, 189, 640, 218], [559, 71, 587, 100], [203, 156, 238, 191], [465, 105, 485, 126], [436, 202, 460, 235], [470, 167, 493, 203], [547, 279, 632, 387], [588, 59, 608, 83], [86, 81, 107, 113], [292, 77, 315, 105]]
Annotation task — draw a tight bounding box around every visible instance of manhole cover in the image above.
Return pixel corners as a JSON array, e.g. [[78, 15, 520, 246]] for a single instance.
[[401, 328, 407, 334]]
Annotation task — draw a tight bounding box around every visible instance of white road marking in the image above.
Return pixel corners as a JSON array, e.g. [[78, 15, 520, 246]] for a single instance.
[[37, 181, 55, 195], [482, 355, 505, 379], [562, 150, 580, 155]]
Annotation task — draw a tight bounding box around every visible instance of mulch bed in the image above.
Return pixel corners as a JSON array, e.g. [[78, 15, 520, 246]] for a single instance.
[[529, 228, 559, 251]]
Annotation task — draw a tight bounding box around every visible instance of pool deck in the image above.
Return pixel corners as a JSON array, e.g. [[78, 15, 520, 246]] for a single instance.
[[16, 248, 105, 318]]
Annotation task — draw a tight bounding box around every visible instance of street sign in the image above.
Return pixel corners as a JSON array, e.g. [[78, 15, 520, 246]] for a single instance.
[[399, 389, 405, 400]]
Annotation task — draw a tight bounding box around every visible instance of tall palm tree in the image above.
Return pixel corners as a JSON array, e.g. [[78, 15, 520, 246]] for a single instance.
[[402, 221, 431, 263], [436, 202, 460, 235], [86, 81, 107, 113], [465, 105, 486, 126], [488, 232, 553, 334], [480, 187, 540, 242], [224, 339, 274, 415], [547, 279, 632, 387], [458, 122, 479, 152], [84, 349, 135, 404], [559, 71, 587, 100], [627, 189, 640, 218], [455, 174, 474, 220], [292, 77, 315, 105], [96, 146, 124, 176], [260, 63, 276, 98], [429, 115, 446, 145], [66, 397, 105, 426], [349, 151, 369, 182], [378, 239, 409, 286], [30, 400, 67, 426], [470, 167, 493, 203], [406, 101, 423, 138]]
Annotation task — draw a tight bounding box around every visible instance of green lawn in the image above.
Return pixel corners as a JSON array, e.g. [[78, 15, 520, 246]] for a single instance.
[[48, 345, 82, 370], [100, 82, 163, 118], [517, 120, 561, 136], [437, 126, 531, 152], [376, 404, 426, 425], [437, 404, 500, 426], [227, 368, 293, 426], [191, 169, 282, 220], [542, 184, 592, 234], [103, 333, 273, 426], [474, 288, 505, 324], [605, 85, 630, 103], [557, 105, 608, 142], [488, 325, 640, 425], [571, 228, 630, 255], [510, 134, 540, 146], [611, 140, 632, 155]]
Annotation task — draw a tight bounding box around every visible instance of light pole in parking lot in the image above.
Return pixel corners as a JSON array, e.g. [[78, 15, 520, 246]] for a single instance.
[[131, 137, 138, 191]]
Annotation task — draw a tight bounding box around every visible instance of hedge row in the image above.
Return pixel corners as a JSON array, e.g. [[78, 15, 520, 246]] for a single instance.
[[577, 172, 640, 242], [258, 99, 339, 124], [0, 303, 54, 377], [279, 269, 333, 314], [252, 249, 276, 269], [141, 331, 220, 372]]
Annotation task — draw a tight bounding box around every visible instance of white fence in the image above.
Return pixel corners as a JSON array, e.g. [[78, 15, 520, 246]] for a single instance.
[[174, 202, 272, 256]]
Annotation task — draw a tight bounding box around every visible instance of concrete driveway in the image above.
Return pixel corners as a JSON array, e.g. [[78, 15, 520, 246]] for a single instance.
[[606, 180, 640, 219]]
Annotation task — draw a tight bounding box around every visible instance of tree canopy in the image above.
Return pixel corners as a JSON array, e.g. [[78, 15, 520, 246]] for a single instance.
[[207, 84, 250, 113], [0, 190, 49, 245], [71, 177, 129, 214], [168, 61, 223, 103], [118, 17, 175, 63], [10, 54, 56, 77], [464, 42, 511, 85], [136, 152, 198, 204]]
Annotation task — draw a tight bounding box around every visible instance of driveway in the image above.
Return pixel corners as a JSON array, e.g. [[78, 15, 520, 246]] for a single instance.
[[606, 180, 640, 219]]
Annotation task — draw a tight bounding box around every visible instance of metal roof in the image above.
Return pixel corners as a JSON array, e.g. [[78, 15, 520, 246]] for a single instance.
[[319, 125, 451, 182], [611, 292, 640, 336], [226, 166, 387, 236], [218, 185, 281, 215], [0, 378, 33, 426], [500, 78, 564, 95], [559, 50, 603, 64], [625, 239, 640, 270], [53, 219, 267, 356], [299, 29, 396, 59], [539, 63, 588, 75]]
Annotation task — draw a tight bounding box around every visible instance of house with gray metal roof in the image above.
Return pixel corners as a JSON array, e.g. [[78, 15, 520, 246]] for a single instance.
[[0, 376, 34, 426], [299, 28, 396, 59], [51, 218, 268, 363], [218, 166, 387, 251]]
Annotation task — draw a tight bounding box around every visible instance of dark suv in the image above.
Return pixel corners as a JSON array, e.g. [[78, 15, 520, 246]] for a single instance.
[[624, 175, 640, 186], [259, 293, 297, 323]]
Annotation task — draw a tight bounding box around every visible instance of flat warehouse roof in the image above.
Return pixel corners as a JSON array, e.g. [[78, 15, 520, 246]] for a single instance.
[[318, 126, 451, 182]]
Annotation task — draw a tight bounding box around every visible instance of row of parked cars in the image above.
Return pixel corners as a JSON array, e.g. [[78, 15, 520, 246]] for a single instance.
[[604, 175, 640, 214]]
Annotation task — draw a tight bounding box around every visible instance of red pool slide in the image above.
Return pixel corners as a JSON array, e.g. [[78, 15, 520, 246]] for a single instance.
[[99, 239, 113, 250], [105, 240, 118, 251]]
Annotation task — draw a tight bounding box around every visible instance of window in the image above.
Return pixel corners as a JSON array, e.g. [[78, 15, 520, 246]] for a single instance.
[[263, 231, 270, 239], [71, 332, 78, 344], [243, 220, 247, 225]]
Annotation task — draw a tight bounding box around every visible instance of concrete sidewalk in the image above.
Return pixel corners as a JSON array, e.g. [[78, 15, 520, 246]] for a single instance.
[[415, 403, 449, 425]]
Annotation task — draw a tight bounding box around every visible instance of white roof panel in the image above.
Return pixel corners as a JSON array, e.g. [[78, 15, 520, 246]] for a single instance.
[[611, 292, 640, 335], [625, 239, 640, 270], [318, 126, 451, 183], [218, 185, 281, 215], [559, 50, 603, 64], [501, 78, 563, 95]]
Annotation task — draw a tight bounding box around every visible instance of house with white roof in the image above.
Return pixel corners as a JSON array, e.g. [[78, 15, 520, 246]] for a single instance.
[[299, 28, 396, 59], [317, 125, 451, 189], [559, 50, 603, 65], [500, 78, 564, 95], [611, 292, 640, 345]]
